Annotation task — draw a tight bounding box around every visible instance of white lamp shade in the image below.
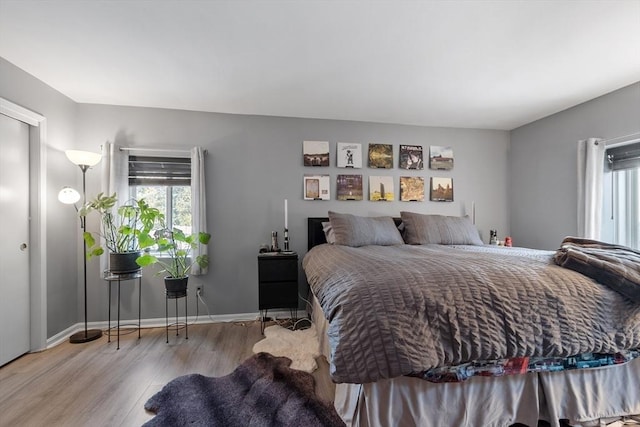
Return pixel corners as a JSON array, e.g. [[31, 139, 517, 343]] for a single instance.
[[65, 150, 102, 167], [58, 186, 81, 204]]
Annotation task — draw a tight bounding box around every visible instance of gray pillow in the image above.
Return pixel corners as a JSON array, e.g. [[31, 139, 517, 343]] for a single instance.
[[321, 221, 336, 244], [328, 211, 404, 247], [400, 211, 483, 245]]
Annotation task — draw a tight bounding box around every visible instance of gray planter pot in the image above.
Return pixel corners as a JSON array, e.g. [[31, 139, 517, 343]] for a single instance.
[[109, 251, 142, 274], [165, 276, 188, 298]]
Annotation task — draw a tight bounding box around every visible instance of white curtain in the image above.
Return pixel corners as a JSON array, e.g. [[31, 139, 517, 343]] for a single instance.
[[577, 138, 605, 239], [190, 146, 208, 275], [99, 142, 129, 272]]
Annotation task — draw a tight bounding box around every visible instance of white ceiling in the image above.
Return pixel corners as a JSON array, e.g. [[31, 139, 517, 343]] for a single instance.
[[1, 0, 639, 130]]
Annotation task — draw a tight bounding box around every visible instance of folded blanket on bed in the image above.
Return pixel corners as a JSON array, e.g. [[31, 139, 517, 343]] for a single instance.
[[554, 237, 640, 303]]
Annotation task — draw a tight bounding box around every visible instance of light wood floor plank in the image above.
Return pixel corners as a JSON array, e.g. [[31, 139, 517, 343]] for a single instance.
[[0, 321, 335, 427]]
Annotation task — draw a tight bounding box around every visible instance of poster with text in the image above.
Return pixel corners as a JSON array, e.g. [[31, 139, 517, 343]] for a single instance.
[[399, 145, 424, 170], [337, 142, 362, 168]]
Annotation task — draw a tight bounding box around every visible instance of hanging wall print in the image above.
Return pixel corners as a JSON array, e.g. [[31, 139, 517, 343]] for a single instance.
[[430, 177, 454, 202], [336, 174, 363, 200], [337, 142, 362, 168], [369, 176, 395, 201], [303, 141, 330, 166], [399, 145, 424, 170], [400, 176, 425, 201], [429, 146, 454, 170], [368, 143, 393, 168], [304, 175, 330, 200]]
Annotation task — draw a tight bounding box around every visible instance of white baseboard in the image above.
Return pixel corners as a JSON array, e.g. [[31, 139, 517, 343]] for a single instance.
[[44, 309, 303, 349]]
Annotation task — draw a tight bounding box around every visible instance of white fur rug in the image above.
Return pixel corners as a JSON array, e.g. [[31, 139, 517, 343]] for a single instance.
[[252, 324, 321, 373]]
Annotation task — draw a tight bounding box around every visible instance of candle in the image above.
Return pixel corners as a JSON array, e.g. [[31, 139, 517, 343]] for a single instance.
[[284, 199, 288, 229], [472, 201, 476, 225]]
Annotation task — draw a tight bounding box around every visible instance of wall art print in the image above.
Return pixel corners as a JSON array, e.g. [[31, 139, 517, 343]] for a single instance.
[[400, 176, 425, 201], [336, 142, 362, 168], [369, 176, 395, 201], [336, 174, 363, 201], [429, 146, 454, 170], [303, 140, 330, 166], [430, 177, 453, 202], [303, 175, 331, 200], [368, 143, 393, 169], [399, 145, 424, 170]]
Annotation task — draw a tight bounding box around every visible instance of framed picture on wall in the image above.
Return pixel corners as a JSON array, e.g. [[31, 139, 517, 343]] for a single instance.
[[304, 175, 330, 200], [336, 174, 363, 200], [429, 146, 454, 170], [303, 141, 330, 166], [368, 143, 393, 168], [337, 142, 362, 168], [400, 176, 425, 201], [399, 145, 424, 170], [430, 177, 454, 202], [369, 176, 395, 201]]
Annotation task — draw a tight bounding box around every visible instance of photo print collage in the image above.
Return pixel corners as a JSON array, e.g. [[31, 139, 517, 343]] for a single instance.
[[302, 141, 454, 202]]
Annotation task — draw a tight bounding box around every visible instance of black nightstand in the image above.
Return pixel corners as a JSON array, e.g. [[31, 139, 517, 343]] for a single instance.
[[257, 252, 298, 333]]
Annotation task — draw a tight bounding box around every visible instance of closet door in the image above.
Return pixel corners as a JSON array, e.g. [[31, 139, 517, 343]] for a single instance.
[[0, 113, 30, 366]]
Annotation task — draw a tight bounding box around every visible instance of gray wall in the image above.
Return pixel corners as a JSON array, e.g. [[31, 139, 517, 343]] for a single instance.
[[509, 82, 640, 250], [75, 104, 511, 321], [7, 50, 636, 337], [0, 57, 80, 337]]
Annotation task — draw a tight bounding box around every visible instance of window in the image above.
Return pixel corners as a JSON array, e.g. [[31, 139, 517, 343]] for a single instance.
[[602, 141, 640, 249], [128, 156, 192, 235]]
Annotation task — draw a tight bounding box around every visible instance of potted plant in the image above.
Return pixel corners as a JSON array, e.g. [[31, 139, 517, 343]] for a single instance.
[[136, 226, 211, 296], [81, 192, 162, 274]]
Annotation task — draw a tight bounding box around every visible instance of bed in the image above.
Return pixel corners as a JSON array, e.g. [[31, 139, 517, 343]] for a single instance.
[[303, 212, 640, 427]]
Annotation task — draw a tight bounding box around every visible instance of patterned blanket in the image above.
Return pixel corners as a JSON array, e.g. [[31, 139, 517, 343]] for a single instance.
[[411, 349, 640, 383], [303, 244, 640, 384]]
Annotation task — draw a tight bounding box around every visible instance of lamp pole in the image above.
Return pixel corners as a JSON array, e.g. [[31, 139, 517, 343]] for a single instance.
[[68, 162, 102, 344]]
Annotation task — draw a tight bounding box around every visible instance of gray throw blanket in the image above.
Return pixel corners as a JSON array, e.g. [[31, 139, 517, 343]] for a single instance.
[[554, 236, 640, 303], [144, 352, 345, 427]]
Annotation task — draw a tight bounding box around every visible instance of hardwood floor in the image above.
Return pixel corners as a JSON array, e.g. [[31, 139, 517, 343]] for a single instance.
[[0, 321, 336, 427]]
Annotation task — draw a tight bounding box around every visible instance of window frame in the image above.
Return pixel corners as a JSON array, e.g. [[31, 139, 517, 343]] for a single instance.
[[128, 155, 194, 254]]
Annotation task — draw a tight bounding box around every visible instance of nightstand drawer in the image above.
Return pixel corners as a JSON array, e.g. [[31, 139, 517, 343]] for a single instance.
[[258, 281, 298, 309], [258, 258, 298, 282]]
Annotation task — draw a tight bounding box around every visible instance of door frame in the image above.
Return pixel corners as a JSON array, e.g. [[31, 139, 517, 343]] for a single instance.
[[0, 97, 47, 352]]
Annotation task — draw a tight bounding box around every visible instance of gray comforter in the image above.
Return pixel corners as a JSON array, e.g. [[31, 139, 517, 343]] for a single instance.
[[303, 244, 640, 384]]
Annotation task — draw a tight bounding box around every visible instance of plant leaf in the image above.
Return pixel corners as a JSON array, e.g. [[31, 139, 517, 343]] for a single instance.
[[138, 233, 155, 249], [135, 253, 157, 267], [196, 255, 209, 269]]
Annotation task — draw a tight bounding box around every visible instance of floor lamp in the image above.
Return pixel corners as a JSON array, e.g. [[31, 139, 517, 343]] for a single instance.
[[58, 149, 103, 344]]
